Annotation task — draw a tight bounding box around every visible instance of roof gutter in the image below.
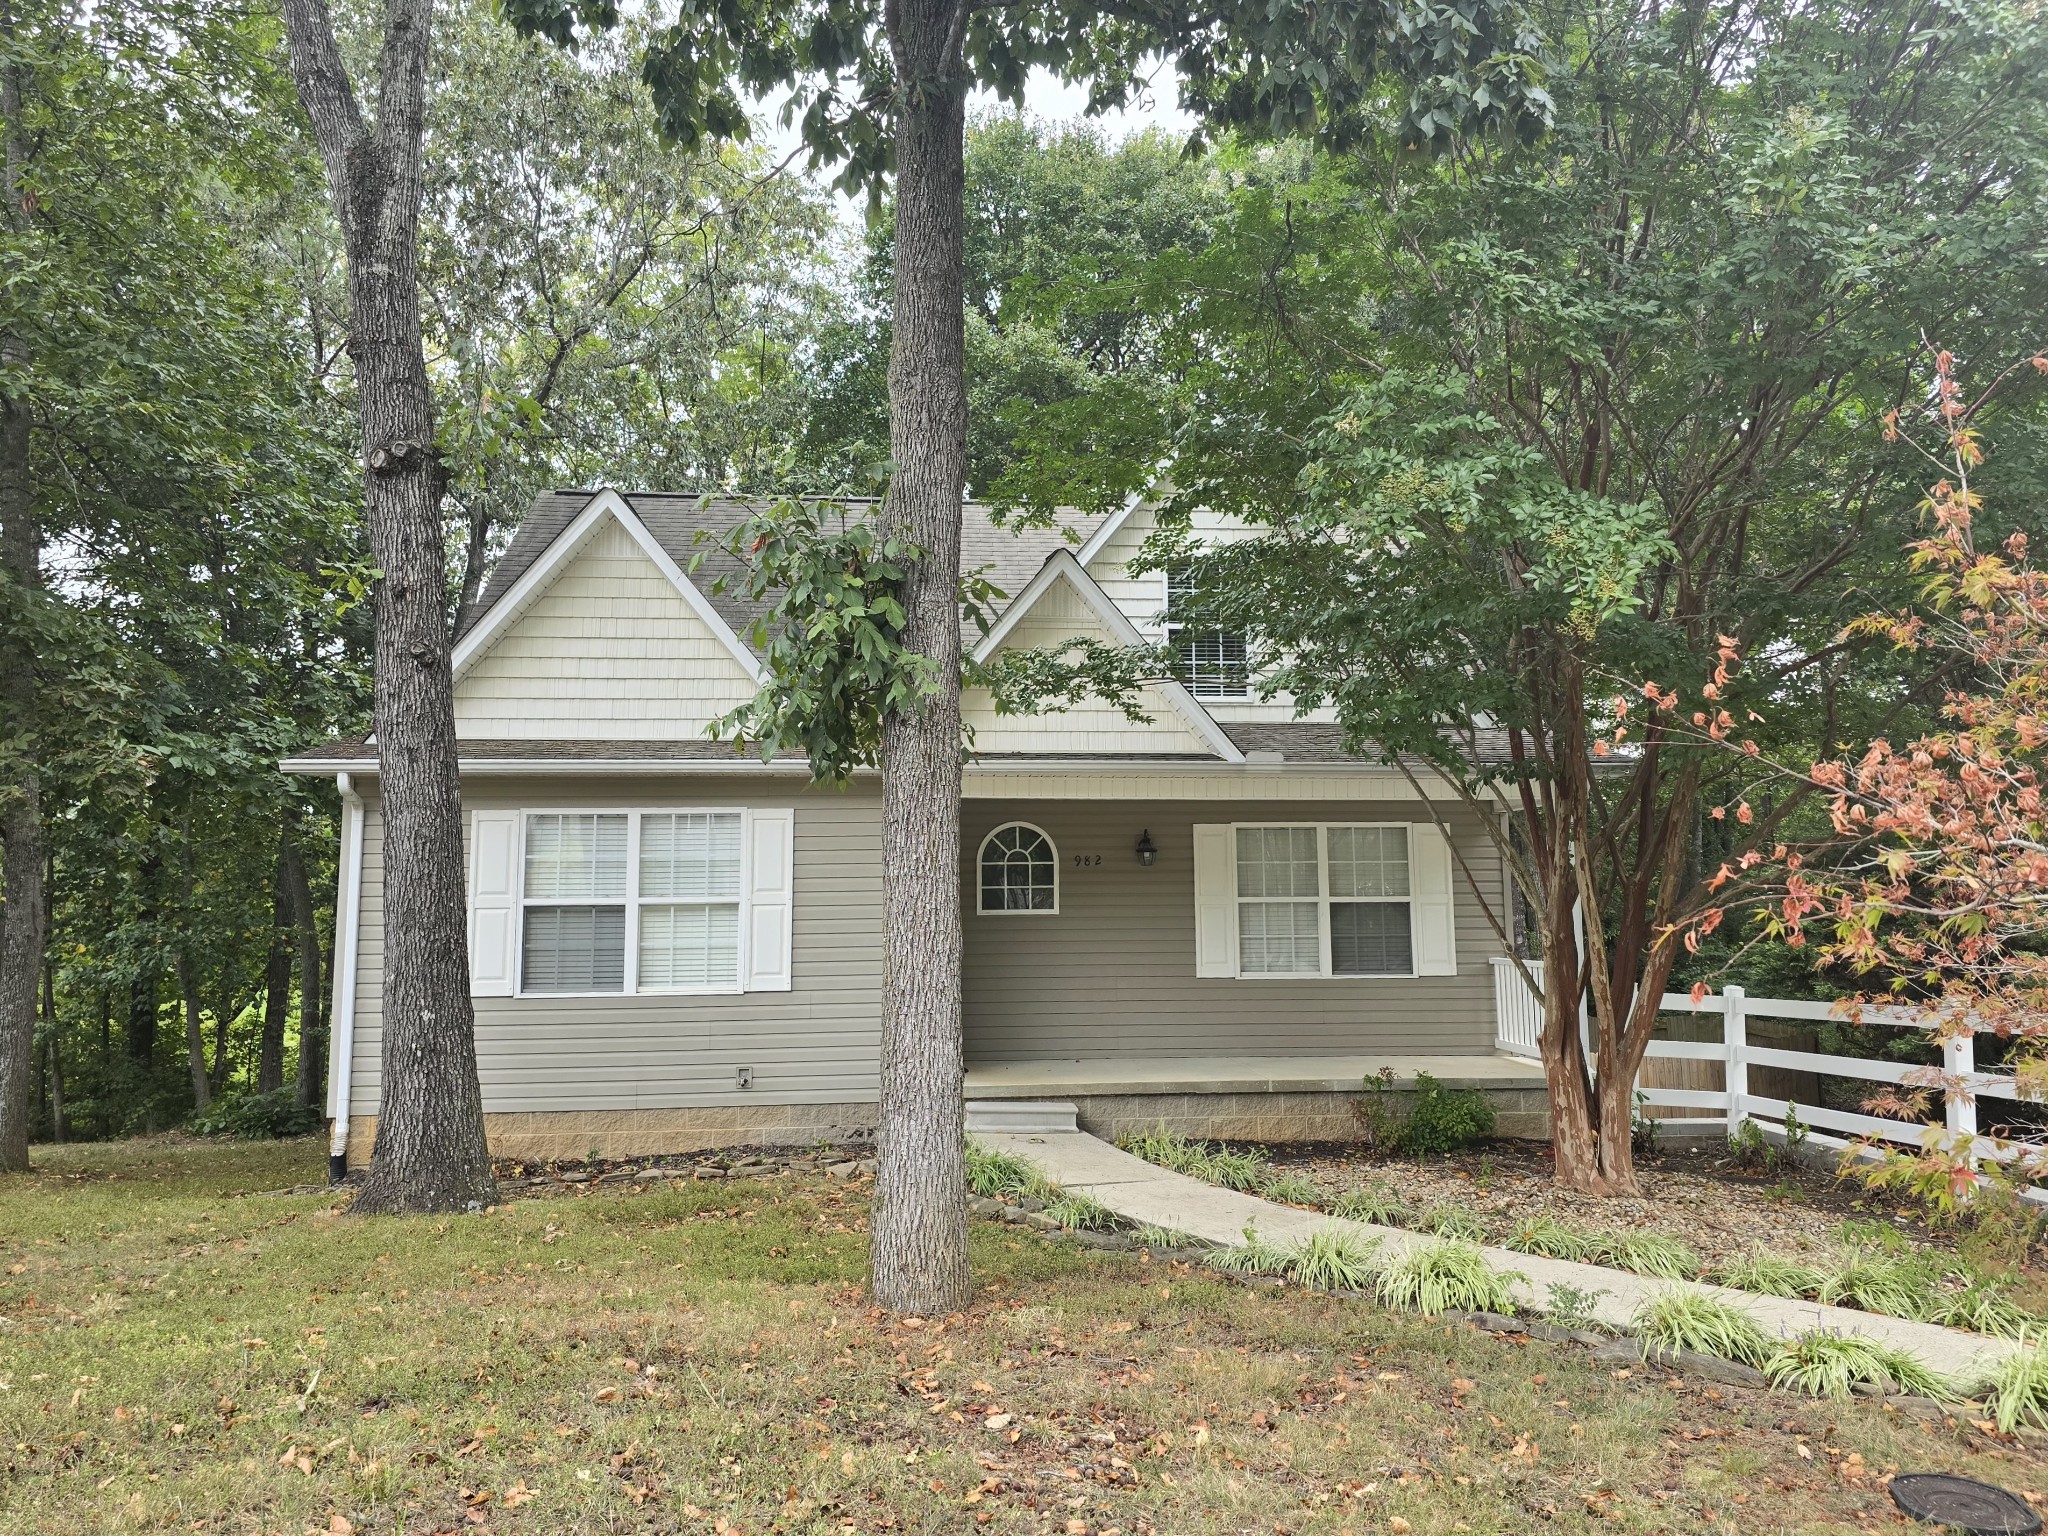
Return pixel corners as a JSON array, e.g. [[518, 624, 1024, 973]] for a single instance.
[[326, 773, 366, 1183]]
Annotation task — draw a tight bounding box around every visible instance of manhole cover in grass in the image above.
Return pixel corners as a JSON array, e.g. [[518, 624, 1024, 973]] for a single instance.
[[1889, 1473, 2041, 1535]]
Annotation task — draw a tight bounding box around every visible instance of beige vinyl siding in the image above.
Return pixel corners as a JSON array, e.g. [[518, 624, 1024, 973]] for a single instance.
[[963, 573, 1212, 755], [963, 799, 1504, 1062], [1082, 505, 1167, 636], [346, 777, 882, 1116], [454, 518, 758, 739]]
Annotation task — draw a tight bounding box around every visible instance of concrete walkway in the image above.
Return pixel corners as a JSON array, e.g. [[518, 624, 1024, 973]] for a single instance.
[[978, 1129, 2018, 1385]]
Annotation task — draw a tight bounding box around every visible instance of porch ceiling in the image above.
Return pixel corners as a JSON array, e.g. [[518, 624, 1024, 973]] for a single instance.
[[962, 1052, 1545, 1099]]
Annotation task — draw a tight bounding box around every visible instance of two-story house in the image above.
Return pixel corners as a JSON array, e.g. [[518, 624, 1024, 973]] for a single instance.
[[284, 489, 1549, 1166]]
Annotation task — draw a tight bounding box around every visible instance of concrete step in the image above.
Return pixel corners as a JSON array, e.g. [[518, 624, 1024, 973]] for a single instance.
[[965, 1099, 1079, 1135]]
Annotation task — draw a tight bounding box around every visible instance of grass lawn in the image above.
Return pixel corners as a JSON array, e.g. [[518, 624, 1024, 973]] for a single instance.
[[3, 1139, 2041, 1535]]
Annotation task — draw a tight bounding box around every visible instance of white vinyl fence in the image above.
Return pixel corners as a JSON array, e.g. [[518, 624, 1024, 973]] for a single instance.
[[1489, 956, 2038, 1164]]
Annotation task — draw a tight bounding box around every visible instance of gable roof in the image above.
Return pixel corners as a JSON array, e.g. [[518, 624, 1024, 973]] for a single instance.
[[457, 489, 1113, 658]]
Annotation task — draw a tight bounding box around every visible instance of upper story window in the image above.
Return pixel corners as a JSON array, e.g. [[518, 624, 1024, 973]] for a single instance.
[[522, 810, 742, 994], [1236, 824, 1414, 976], [979, 823, 1058, 913], [1166, 567, 1249, 699]]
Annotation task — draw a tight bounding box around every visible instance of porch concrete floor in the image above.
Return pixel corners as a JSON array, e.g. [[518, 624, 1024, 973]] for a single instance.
[[963, 1052, 1545, 1099]]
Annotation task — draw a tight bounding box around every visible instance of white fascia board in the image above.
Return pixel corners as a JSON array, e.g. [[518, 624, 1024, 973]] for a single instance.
[[448, 489, 765, 686], [970, 549, 1244, 763], [1074, 491, 1145, 569], [278, 755, 824, 777]]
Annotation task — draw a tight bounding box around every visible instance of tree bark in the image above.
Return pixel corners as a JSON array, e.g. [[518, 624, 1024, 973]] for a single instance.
[[867, 0, 971, 1317], [258, 840, 291, 1093], [283, 836, 324, 1109], [176, 946, 210, 1112], [281, 0, 493, 1210], [0, 3, 42, 1171]]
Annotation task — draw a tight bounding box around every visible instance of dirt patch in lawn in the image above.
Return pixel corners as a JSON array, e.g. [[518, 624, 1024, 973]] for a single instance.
[[1256, 1137, 2012, 1273]]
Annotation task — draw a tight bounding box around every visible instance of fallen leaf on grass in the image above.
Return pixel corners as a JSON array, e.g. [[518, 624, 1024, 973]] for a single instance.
[[502, 1482, 535, 1508]]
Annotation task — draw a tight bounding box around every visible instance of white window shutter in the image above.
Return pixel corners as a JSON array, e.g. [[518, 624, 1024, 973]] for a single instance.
[[743, 807, 795, 992], [1410, 821, 1458, 976], [468, 810, 519, 997], [1192, 824, 1238, 978]]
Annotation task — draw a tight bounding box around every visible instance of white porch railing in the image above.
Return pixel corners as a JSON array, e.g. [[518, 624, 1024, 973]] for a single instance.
[[1489, 956, 2034, 1163]]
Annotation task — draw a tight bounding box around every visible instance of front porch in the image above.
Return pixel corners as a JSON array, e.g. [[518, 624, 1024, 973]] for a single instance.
[[963, 1051, 1550, 1143]]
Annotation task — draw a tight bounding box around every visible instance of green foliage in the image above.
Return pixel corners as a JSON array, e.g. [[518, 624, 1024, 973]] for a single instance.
[[1117, 1125, 1213, 1175], [1417, 1204, 1488, 1242], [1330, 1184, 1407, 1226], [1925, 1279, 2036, 1341], [1542, 1283, 1607, 1331], [1712, 1250, 1826, 1301], [1132, 1224, 1200, 1252], [1285, 1228, 1382, 1292], [1201, 1147, 1273, 1194], [964, 1140, 1049, 1200], [1043, 1191, 1119, 1233], [1984, 1335, 2048, 1434], [1632, 1287, 1774, 1368], [1592, 1232, 1700, 1281], [1375, 1241, 1521, 1317], [1816, 1241, 1941, 1322], [188, 1090, 323, 1141], [1503, 1217, 1597, 1263], [1207, 1228, 1294, 1277], [1259, 1171, 1322, 1207], [1763, 1333, 1952, 1402], [1355, 1071, 1495, 1156]]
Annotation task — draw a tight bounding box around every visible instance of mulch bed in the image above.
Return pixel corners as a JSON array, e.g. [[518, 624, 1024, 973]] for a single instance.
[[1252, 1136, 1964, 1270]]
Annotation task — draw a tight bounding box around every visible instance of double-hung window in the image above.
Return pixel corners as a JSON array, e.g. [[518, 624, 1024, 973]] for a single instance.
[[1235, 824, 1414, 977], [519, 810, 743, 995], [1165, 566, 1249, 700]]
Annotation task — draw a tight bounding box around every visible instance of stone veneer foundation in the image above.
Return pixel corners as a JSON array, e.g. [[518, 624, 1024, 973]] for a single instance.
[[342, 1102, 879, 1167]]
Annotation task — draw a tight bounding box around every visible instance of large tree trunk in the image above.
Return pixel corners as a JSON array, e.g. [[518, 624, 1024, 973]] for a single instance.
[[258, 841, 291, 1093], [175, 947, 210, 1112], [284, 837, 325, 1109], [281, 0, 493, 1211], [867, 0, 971, 1316], [0, 8, 41, 1172]]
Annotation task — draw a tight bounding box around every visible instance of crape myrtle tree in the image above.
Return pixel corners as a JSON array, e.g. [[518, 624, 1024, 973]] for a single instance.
[[504, 0, 1552, 1312], [281, 0, 495, 1212], [1119, 0, 2048, 1192]]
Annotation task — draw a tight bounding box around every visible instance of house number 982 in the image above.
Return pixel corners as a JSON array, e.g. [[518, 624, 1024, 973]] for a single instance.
[[1071, 853, 1102, 867]]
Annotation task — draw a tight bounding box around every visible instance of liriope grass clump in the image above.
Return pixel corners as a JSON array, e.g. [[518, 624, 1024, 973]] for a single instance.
[[1376, 1240, 1521, 1317], [1816, 1242, 1939, 1321], [1132, 1223, 1201, 1252], [1118, 1125, 1213, 1176], [1983, 1332, 2048, 1434], [1260, 1170, 1322, 1206], [1926, 1277, 2036, 1340], [1713, 1249, 1826, 1300], [1503, 1216, 1597, 1262], [965, 1139, 1051, 1200], [1417, 1204, 1488, 1242], [1592, 1230, 1700, 1280], [1330, 1184, 1407, 1226], [1286, 1228, 1382, 1292], [1203, 1146, 1272, 1192], [1208, 1228, 1294, 1277], [1633, 1286, 1774, 1366], [1764, 1332, 1953, 1401], [1043, 1190, 1119, 1232]]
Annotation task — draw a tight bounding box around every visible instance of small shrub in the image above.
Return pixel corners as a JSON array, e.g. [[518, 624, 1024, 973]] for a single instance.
[[1764, 1331, 1953, 1401], [1353, 1066, 1404, 1151], [1713, 1249, 1826, 1300], [1594, 1230, 1700, 1280], [1375, 1240, 1521, 1317], [1286, 1228, 1382, 1292], [1208, 1228, 1293, 1276], [1727, 1118, 1773, 1170], [1544, 1282, 1608, 1331], [1503, 1216, 1597, 1262], [1330, 1184, 1407, 1226], [1417, 1204, 1487, 1242], [1260, 1170, 1322, 1206], [1043, 1190, 1118, 1232], [189, 1089, 322, 1140], [1398, 1073, 1496, 1155], [1984, 1332, 2048, 1434], [1633, 1286, 1773, 1367], [965, 1140, 1050, 1199]]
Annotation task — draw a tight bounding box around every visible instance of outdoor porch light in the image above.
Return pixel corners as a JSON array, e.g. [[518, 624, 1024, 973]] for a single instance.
[[1135, 829, 1157, 866]]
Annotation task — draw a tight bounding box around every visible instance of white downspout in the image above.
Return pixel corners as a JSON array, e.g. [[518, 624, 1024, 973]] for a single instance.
[[327, 772, 366, 1183]]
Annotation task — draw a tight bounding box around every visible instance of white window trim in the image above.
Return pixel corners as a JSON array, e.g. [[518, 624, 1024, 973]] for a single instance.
[[1165, 566, 1252, 701], [976, 821, 1060, 916], [1230, 821, 1419, 980], [514, 806, 750, 998]]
